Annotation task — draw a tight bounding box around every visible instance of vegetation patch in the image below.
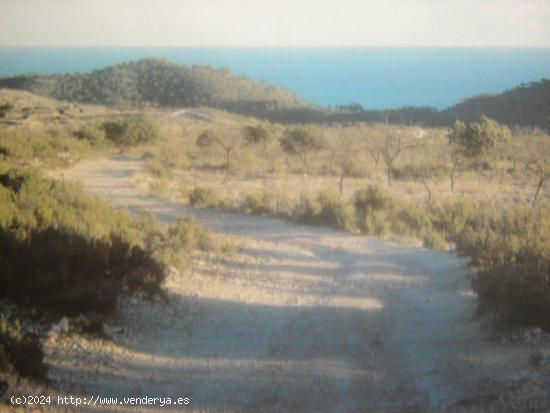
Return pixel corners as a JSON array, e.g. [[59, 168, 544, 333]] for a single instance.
[[0, 165, 211, 315], [0, 316, 46, 381], [189, 186, 219, 208], [102, 115, 159, 147]]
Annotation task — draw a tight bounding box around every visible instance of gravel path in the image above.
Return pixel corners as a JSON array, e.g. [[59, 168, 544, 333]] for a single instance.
[[43, 157, 549, 413]]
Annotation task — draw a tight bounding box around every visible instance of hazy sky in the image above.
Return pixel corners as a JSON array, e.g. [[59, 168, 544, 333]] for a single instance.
[[1, 0, 549, 47]]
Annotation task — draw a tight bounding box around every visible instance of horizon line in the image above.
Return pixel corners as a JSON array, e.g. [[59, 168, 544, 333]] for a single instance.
[[2, 45, 550, 50]]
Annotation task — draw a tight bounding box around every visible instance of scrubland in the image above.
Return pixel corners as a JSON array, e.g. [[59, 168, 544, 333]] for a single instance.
[[131, 108, 550, 330], [0, 88, 549, 408], [0, 90, 213, 384]]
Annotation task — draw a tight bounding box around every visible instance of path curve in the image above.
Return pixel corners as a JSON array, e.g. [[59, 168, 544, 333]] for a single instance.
[[45, 157, 541, 413]]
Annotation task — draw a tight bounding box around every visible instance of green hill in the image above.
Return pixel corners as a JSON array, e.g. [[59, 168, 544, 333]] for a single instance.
[[266, 79, 550, 130], [0, 58, 309, 112], [1, 58, 548, 129], [440, 79, 550, 130]]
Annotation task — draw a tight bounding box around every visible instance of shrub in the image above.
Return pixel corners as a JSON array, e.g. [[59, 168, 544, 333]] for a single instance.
[[298, 190, 355, 231], [0, 129, 90, 167], [242, 190, 275, 215], [189, 186, 218, 208], [0, 102, 13, 118], [0, 227, 164, 315], [354, 185, 388, 213], [392, 163, 449, 180], [147, 159, 173, 179], [102, 115, 159, 147], [354, 185, 446, 247], [467, 208, 550, 328], [73, 126, 106, 146], [0, 316, 46, 380], [149, 217, 210, 267], [0, 166, 208, 316]]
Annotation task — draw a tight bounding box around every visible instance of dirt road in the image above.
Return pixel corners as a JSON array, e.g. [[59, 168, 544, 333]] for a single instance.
[[45, 157, 548, 413]]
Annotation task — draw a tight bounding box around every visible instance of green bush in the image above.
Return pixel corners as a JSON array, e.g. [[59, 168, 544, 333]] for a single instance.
[[0, 129, 90, 167], [242, 190, 275, 215], [148, 217, 210, 268], [0, 165, 209, 316], [297, 190, 355, 231], [0, 102, 13, 118], [73, 125, 106, 146], [0, 218, 164, 316], [463, 208, 550, 328], [102, 115, 159, 147], [354, 185, 445, 247], [189, 186, 218, 208]]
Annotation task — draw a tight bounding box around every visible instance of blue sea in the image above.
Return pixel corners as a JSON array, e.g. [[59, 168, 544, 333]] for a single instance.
[[1, 48, 549, 110]]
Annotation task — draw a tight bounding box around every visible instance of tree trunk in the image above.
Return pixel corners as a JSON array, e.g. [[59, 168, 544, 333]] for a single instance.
[[423, 180, 432, 205], [339, 174, 345, 196], [450, 164, 457, 191], [299, 153, 308, 174], [225, 148, 231, 170], [533, 176, 546, 206], [386, 161, 393, 185]]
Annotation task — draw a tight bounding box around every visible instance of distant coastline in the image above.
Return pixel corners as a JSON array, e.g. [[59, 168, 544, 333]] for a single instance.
[[1, 47, 549, 110]]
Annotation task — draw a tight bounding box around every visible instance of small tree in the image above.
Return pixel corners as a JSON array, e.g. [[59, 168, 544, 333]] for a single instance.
[[375, 114, 417, 186], [196, 128, 242, 170], [243, 122, 274, 145], [522, 135, 550, 206], [446, 133, 466, 191], [529, 161, 550, 206], [379, 130, 405, 185], [377, 125, 416, 185], [448, 116, 512, 172], [0, 102, 14, 118], [328, 132, 358, 196], [280, 126, 326, 173]]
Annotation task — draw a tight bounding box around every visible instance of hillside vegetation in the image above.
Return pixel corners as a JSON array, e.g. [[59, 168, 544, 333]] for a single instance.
[[0, 90, 214, 383], [1, 60, 548, 130], [135, 108, 550, 329], [0, 58, 308, 112], [261, 80, 550, 130], [0, 81, 549, 387]]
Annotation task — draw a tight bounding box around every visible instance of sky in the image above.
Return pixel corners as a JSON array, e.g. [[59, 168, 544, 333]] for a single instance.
[[0, 0, 549, 48]]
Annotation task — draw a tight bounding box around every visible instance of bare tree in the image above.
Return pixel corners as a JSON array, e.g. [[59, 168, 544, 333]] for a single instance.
[[448, 141, 463, 191], [379, 131, 403, 185], [377, 114, 415, 186], [196, 128, 242, 170], [324, 129, 357, 195], [530, 162, 550, 206], [519, 135, 550, 207]]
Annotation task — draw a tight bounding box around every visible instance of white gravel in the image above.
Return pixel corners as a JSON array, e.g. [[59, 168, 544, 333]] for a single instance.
[[41, 157, 550, 413]]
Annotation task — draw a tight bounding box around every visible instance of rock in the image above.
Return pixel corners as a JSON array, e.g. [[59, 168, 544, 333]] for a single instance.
[[48, 323, 61, 338], [104, 324, 124, 335], [59, 317, 70, 334]]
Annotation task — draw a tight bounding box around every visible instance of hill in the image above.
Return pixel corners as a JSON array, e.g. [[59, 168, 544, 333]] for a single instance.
[[262, 80, 550, 130], [1, 59, 548, 129], [0, 58, 309, 112], [440, 79, 550, 129]]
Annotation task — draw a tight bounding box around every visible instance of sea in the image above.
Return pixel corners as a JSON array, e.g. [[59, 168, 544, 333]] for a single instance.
[[1, 48, 549, 110]]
